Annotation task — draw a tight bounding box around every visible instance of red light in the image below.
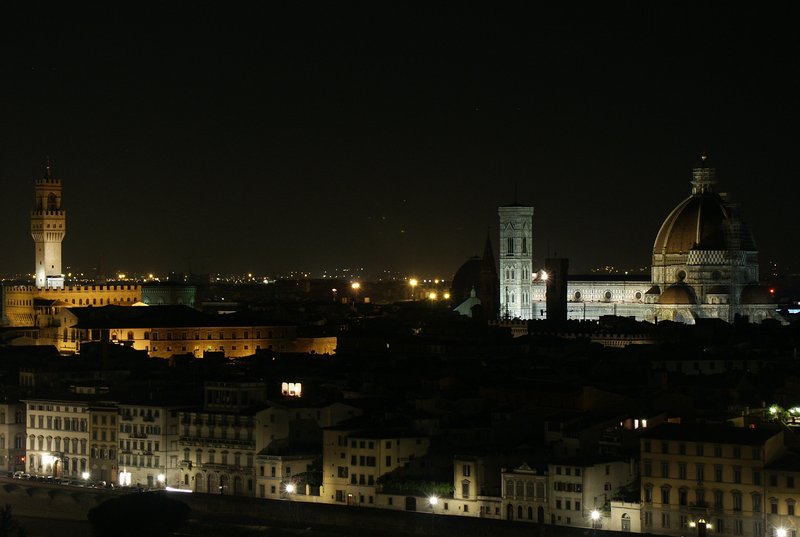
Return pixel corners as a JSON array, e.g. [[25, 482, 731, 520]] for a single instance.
[[769, 288, 776, 295]]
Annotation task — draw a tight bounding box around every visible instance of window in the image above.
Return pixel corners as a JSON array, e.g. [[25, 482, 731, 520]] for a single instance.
[[714, 445, 723, 457], [679, 463, 687, 480], [463, 464, 471, 477], [715, 490, 724, 509], [735, 520, 743, 536], [734, 467, 741, 484], [644, 485, 653, 503], [733, 492, 742, 511], [752, 448, 761, 460], [696, 443, 704, 456], [697, 489, 706, 506], [789, 476, 796, 488], [661, 487, 671, 504], [753, 470, 762, 486], [462, 482, 470, 498], [770, 499, 778, 514], [643, 460, 652, 477], [788, 502, 796, 516], [661, 513, 670, 528], [752, 494, 761, 513], [715, 465, 723, 482], [696, 463, 705, 481], [679, 489, 688, 506], [733, 447, 741, 459], [661, 442, 669, 454], [643, 441, 651, 453]]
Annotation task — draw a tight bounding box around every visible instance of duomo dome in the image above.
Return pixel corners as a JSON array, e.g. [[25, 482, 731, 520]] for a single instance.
[[647, 156, 775, 323]]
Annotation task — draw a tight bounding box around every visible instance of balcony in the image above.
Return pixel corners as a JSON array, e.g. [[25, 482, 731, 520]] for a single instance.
[[178, 436, 255, 449]]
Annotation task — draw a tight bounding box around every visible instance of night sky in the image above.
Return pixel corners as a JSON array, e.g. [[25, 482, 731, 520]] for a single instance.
[[1, 4, 798, 279]]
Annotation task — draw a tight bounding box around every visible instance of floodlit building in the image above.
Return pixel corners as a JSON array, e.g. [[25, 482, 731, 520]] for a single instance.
[[501, 462, 548, 523], [453, 157, 781, 325], [118, 403, 183, 489], [23, 398, 91, 478], [640, 423, 786, 537], [0, 403, 26, 473], [321, 425, 431, 508]]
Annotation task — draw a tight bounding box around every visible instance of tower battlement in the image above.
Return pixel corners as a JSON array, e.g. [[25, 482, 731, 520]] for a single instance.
[[35, 177, 62, 185]]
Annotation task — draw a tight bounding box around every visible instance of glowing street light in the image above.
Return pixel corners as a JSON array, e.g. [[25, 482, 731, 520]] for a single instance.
[[351, 282, 361, 307], [409, 278, 418, 300], [81, 471, 90, 481], [157, 474, 166, 487], [591, 510, 600, 521], [777, 529, 788, 537], [428, 292, 437, 300], [428, 495, 438, 506], [285, 483, 296, 494]]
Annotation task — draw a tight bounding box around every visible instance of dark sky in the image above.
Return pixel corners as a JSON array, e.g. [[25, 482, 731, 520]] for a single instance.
[[1, 3, 798, 279]]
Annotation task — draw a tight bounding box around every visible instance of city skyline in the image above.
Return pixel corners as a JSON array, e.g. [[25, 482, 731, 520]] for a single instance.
[[1, 4, 798, 278]]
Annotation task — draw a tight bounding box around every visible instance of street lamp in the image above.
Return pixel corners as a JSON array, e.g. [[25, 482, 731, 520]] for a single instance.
[[777, 529, 788, 537], [351, 282, 361, 307], [409, 278, 418, 300], [591, 509, 601, 529], [690, 518, 711, 537], [285, 483, 296, 494], [331, 288, 338, 302], [157, 474, 166, 488]]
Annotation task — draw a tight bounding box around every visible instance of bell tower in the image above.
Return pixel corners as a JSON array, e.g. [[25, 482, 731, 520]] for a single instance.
[[31, 160, 66, 289], [498, 203, 534, 319]]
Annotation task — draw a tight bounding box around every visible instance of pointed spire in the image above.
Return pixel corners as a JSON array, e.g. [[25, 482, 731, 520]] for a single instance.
[[481, 229, 497, 275]]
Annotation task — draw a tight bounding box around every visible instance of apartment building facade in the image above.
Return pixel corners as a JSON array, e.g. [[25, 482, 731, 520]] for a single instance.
[[640, 423, 785, 537]]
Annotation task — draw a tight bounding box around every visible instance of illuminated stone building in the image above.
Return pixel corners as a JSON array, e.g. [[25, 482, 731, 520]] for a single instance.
[[321, 424, 431, 507], [118, 403, 183, 489], [490, 158, 780, 324], [0, 403, 26, 473], [23, 398, 91, 478], [88, 403, 118, 482], [50, 304, 334, 358], [640, 423, 786, 537], [546, 457, 636, 529], [31, 161, 65, 290], [2, 164, 142, 328], [501, 463, 549, 523], [178, 381, 266, 495], [498, 204, 534, 320], [179, 382, 358, 496]]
